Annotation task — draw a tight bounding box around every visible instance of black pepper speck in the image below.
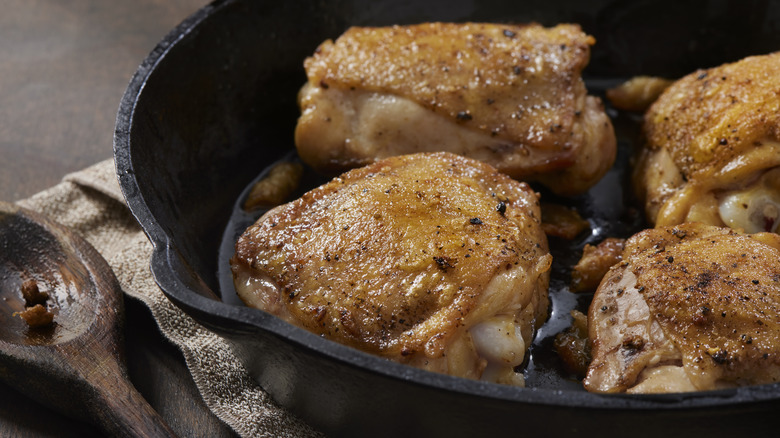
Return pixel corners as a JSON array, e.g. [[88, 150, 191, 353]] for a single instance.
[[456, 111, 473, 121]]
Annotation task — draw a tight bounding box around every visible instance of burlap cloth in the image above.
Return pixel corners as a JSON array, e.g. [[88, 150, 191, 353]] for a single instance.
[[18, 159, 322, 438]]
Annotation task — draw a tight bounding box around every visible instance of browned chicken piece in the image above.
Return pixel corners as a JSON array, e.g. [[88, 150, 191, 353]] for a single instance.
[[295, 23, 617, 196], [231, 152, 552, 385], [242, 161, 303, 211], [540, 203, 590, 240], [635, 51, 780, 232], [554, 310, 590, 377], [570, 237, 625, 293], [15, 278, 55, 328], [17, 304, 54, 328], [605, 76, 673, 112], [584, 223, 780, 393]]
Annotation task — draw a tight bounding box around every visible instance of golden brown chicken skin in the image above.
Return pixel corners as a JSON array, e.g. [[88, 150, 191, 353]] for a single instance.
[[585, 223, 780, 393], [231, 152, 552, 385], [295, 23, 616, 196], [635, 51, 780, 232]]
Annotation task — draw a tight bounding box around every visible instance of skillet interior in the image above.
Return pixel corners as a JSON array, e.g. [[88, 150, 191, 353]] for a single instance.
[[114, 0, 780, 435]]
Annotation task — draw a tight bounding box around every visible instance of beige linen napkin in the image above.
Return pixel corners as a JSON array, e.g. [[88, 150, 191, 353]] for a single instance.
[[18, 159, 321, 438]]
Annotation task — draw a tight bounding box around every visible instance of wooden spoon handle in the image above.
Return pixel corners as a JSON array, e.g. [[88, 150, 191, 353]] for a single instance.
[[91, 375, 178, 438]]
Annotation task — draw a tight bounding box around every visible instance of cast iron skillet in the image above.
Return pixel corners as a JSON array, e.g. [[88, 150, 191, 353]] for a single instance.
[[114, 0, 780, 436]]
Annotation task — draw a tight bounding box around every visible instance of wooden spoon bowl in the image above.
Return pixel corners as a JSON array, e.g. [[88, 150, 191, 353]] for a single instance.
[[0, 202, 176, 437]]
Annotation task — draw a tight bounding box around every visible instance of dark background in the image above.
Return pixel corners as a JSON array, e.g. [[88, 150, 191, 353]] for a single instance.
[[1, 0, 209, 202]]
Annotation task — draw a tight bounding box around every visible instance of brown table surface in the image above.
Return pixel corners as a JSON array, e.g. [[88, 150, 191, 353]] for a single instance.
[[0, 0, 238, 436]]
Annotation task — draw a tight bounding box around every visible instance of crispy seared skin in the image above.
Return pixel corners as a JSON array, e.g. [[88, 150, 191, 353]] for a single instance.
[[585, 223, 780, 393], [635, 52, 780, 231], [296, 22, 616, 196], [231, 152, 552, 384]]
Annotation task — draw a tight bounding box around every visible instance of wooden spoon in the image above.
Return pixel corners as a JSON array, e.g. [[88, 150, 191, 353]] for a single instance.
[[0, 202, 177, 437]]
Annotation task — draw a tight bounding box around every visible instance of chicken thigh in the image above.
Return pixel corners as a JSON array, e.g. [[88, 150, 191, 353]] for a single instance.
[[635, 51, 780, 232], [231, 152, 552, 385], [585, 223, 780, 393], [295, 22, 616, 196]]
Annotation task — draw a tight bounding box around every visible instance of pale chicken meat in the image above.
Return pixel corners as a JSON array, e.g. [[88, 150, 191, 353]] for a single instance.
[[231, 152, 552, 385], [295, 23, 616, 196], [585, 223, 780, 393], [635, 51, 780, 232]]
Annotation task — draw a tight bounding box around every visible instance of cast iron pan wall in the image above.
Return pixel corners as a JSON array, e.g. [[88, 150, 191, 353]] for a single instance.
[[114, 0, 780, 435]]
